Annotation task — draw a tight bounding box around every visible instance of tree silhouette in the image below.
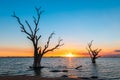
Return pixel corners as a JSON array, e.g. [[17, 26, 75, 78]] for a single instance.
[[12, 7, 64, 68], [86, 40, 101, 63]]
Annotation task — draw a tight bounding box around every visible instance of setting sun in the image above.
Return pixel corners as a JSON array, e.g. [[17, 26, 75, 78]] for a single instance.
[[66, 52, 74, 57]]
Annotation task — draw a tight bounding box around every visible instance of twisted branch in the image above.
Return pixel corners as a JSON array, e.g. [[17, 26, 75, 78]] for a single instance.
[[87, 40, 101, 59]]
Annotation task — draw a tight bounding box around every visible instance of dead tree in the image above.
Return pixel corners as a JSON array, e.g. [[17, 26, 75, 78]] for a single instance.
[[12, 7, 63, 68], [86, 40, 101, 63]]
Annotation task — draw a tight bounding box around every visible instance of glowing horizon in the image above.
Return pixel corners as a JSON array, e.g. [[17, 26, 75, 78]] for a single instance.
[[0, 47, 118, 57]]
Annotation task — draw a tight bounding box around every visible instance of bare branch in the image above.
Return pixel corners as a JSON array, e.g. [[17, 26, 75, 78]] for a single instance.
[[42, 32, 55, 53], [27, 36, 32, 40], [87, 40, 94, 53], [96, 56, 101, 59], [47, 32, 55, 47], [43, 38, 64, 54], [86, 40, 101, 63], [33, 7, 44, 37], [12, 12, 32, 37], [37, 35, 41, 41], [38, 47, 42, 54], [35, 7, 41, 25], [12, 12, 24, 28], [86, 48, 93, 58], [25, 20, 33, 35], [97, 49, 102, 53]]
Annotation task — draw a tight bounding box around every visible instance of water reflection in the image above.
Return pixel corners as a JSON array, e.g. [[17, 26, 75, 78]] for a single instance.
[[91, 63, 98, 77], [67, 57, 78, 78], [33, 68, 41, 76], [68, 57, 73, 68]]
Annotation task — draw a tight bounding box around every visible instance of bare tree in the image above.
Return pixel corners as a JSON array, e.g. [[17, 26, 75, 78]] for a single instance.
[[86, 40, 101, 63], [12, 7, 64, 68]]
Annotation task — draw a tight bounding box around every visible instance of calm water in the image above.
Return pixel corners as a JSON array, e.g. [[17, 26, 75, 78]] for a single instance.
[[0, 58, 120, 79]]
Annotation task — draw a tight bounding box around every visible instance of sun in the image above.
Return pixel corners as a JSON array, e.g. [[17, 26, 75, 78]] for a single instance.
[[66, 52, 74, 57]]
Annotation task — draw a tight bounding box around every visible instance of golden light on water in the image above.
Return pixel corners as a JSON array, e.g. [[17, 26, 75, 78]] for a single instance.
[[66, 52, 74, 57]]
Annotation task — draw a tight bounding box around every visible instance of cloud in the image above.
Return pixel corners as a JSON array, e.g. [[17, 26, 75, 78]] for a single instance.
[[114, 50, 120, 52]]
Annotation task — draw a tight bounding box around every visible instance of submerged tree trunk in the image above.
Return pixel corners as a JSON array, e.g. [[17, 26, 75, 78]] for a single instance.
[[33, 55, 43, 68], [33, 49, 39, 68], [92, 58, 96, 63], [33, 56, 42, 68], [33, 48, 42, 68]]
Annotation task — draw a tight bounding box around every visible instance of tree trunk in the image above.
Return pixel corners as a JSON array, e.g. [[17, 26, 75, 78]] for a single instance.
[[33, 48, 41, 68], [92, 58, 96, 63], [33, 47, 43, 68], [33, 55, 42, 68], [37, 55, 42, 67]]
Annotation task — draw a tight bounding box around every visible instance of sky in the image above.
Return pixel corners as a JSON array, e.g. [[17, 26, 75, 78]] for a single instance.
[[0, 0, 120, 57]]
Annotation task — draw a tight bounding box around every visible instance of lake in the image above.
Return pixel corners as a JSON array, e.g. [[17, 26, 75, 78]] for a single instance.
[[0, 57, 120, 79]]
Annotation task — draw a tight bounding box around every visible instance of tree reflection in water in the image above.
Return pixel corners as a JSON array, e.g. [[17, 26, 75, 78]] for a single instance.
[[91, 63, 99, 78]]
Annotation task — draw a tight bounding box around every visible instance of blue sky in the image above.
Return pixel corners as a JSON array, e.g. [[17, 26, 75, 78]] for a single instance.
[[0, 0, 120, 56]]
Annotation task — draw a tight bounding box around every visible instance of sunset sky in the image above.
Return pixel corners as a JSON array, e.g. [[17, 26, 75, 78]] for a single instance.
[[0, 0, 120, 57]]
